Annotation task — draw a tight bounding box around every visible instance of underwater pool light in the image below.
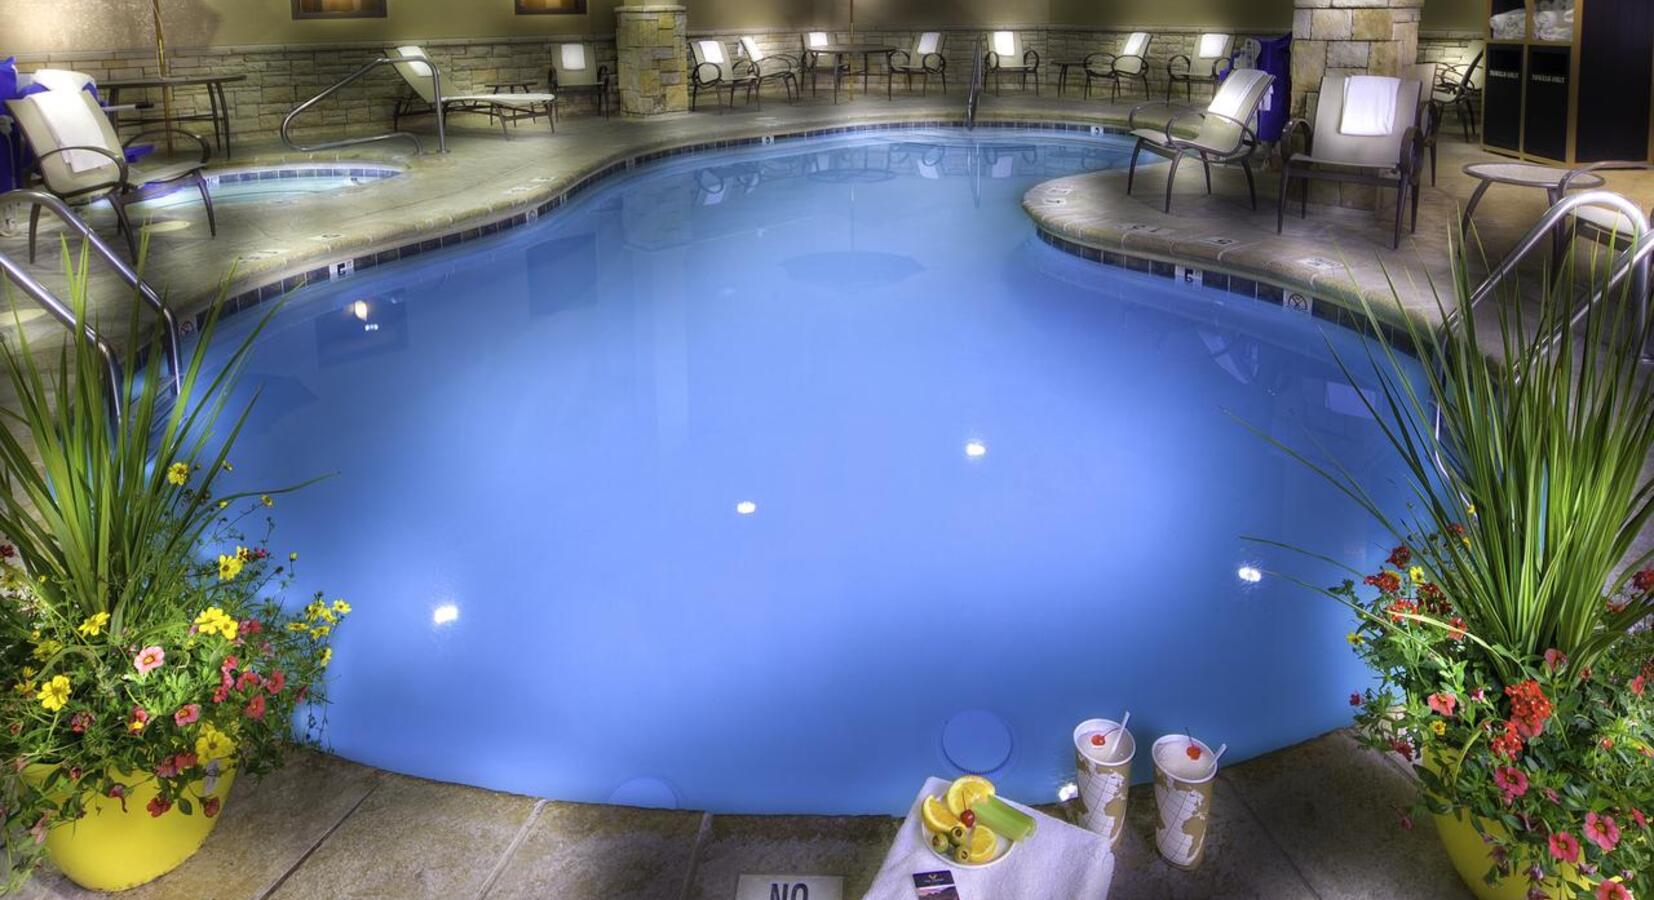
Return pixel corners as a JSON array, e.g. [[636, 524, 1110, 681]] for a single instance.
[[964, 440, 987, 458], [735, 501, 758, 515], [432, 603, 459, 625], [1237, 565, 1263, 584], [351, 300, 370, 321]]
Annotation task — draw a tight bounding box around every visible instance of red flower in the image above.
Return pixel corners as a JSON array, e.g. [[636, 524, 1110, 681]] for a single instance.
[[106, 783, 128, 812], [1349, 692, 1362, 707], [1494, 767, 1529, 804], [127, 707, 150, 734], [1428, 692, 1458, 717], [1548, 831, 1581, 864], [1631, 675, 1646, 697], [1602, 737, 1615, 750], [1491, 721, 1525, 759], [1366, 571, 1403, 594], [146, 796, 171, 817], [1634, 568, 1654, 592], [1398, 810, 1414, 831], [240, 618, 263, 636], [69, 711, 93, 733], [1506, 680, 1553, 739], [212, 685, 229, 704], [265, 669, 286, 695], [174, 704, 200, 727], [1597, 882, 1631, 900], [0, 544, 15, 558], [220, 655, 239, 674], [203, 796, 221, 818], [1544, 649, 1568, 673], [244, 693, 267, 721], [1387, 545, 1412, 568], [1389, 738, 1415, 760], [1386, 598, 1419, 624], [1585, 812, 1621, 853], [1448, 617, 1467, 641], [1470, 687, 1488, 703], [235, 670, 262, 692], [1543, 787, 1560, 804]]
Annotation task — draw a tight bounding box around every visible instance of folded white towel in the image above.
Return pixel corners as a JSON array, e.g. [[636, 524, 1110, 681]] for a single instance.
[[28, 91, 114, 174], [1340, 75, 1400, 137], [863, 777, 1116, 900], [560, 43, 587, 71]]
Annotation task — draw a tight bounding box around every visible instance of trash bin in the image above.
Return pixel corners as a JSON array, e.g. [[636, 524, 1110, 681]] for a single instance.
[[1253, 33, 1292, 143]]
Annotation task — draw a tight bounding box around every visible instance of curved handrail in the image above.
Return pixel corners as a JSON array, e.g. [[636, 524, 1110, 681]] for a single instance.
[[281, 56, 438, 155], [0, 189, 181, 394], [1460, 189, 1650, 318], [0, 249, 124, 424]]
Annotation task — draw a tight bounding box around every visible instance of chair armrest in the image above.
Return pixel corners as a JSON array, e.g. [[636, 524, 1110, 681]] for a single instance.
[[732, 58, 760, 80], [1398, 125, 1423, 180], [1127, 100, 1178, 132], [887, 48, 911, 68], [1084, 51, 1117, 75], [692, 61, 722, 86], [122, 127, 211, 164], [1213, 57, 1234, 80], [1023, 48, 1040, 68], [985, 50, 1001, 70], [1283, 117, 1313, 158], [33, 145, 129, 191], [923, 52, 945, 72], [1167, 53, 1191, 78], [1166, 108, 1259, 156], [1559, 160, 1653, 196]]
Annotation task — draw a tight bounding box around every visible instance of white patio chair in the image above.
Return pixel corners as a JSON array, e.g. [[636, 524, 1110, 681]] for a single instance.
[[549, 43, 612, 118], [1084, 32, 1152, 102], [689, 39, 758, 112], [1126, 68, 1276, 212], [1166, 33, 1233, 102], [985, 31, 1039, 95], [390, 46, 557, 136], [887, 32, 947, 97], [737, 37, 800, 103]]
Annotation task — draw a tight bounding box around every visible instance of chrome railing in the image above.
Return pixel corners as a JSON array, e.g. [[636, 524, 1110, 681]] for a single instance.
[[0, 250, 125, 424], [282, 56, 441, 155], [0, 189, 182, 396], [965, 36, 985, 130]]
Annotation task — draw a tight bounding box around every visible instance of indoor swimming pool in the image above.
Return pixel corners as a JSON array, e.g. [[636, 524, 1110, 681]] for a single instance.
[[204, 128, 1415, 815]]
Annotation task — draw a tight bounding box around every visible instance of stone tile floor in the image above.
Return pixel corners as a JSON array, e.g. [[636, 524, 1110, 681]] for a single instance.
[[20, 730, 1473, 899]]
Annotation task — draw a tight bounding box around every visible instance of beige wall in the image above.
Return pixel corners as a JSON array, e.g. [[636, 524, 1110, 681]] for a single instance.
[[1421, 0, 1482, 32], [1050, 0, 1292, 31], [8, 0, 618, 54]]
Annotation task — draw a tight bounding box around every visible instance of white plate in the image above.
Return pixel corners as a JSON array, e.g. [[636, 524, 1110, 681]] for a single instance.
[[918, 808, 1017, 869]]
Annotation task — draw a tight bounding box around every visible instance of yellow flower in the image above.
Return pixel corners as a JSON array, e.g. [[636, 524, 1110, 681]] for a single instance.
[[193, 607, 239, 641], [331, 599, 352, 616], [31, 637, 61, 661], [317, 647, 333, 668], [166, 462, 190, 486], [1346, 632, 1364, 647], [304, 600, 330, 622], [13, 666, 37, 696], [1430, 720, 1447, 737], [194, 723, 236, 761], [218, 500, 229, 510], [289, 552, 299, 562], [261, 495, 274, 507], [1408, 566, 1426, 583], [76, 611, 110, 638], [217, 553, 245, 582], [36, 675, 70, 712], [309, 624, 332, 640], [286, 621, 308, 633]]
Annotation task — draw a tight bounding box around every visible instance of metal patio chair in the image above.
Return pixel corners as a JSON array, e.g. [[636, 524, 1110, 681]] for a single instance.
[[1165, 33, 1233, 102], [1432, 48, 1483, 143], [1126, 68, 1275, 212], [887, 32, 948, 97], [549, 42, 613, 119], [737, 37, 800, 104], [985, 31, 1040, 95], [1083, 32, 1152, 102], [800, 32, 850, 101], [1277, 74, 1427, 249], [689, 39, 759, 112]]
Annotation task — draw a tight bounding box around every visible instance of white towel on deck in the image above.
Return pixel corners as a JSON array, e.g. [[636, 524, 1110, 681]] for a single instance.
[[28, 91, 113, 174], [1339, 75, 1400, 136], [862, 777, 1115, 900]]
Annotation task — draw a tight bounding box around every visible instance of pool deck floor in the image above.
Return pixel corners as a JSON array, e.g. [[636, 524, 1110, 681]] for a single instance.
[[20, 729, 1474, 899], [4, 88, 1652, 899]]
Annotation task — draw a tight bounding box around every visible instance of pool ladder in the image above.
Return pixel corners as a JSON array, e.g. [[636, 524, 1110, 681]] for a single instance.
[[965, 36, 985, 130], [0, 190, 184, 427], [282, 55, 444, 155]]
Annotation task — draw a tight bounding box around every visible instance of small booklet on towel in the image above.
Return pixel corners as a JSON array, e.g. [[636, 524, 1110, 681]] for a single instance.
[[912, 871, 960, 899]]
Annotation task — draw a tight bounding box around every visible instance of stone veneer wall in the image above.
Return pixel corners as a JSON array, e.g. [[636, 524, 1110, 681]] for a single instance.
[[1288, 0, 1425, 119], [616, 5, 688, 115], [12, 27, 1481, 144]]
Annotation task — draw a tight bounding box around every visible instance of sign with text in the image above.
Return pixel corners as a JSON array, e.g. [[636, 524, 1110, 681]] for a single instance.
[[735, 874, 845, 900]]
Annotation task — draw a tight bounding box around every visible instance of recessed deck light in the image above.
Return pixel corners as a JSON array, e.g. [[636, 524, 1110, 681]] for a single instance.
[[432, 603, 459, 625]]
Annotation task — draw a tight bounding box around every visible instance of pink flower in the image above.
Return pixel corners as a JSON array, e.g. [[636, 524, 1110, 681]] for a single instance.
[[1494, 767, 1529, 804], [69, 711, 93, 733], [1470, 687, 1488, 703], [146, 796, 170, 817], [1544, 649, 1567, 673], [133, 645, 165, 674], [1632, 809, 1647, 829], [1549, 831, 1581, 864], [1597, 882, 1630, 900], [1543, 787, 1560, 804], [1631, 676, 1646, 697], [244, 693, 266, 720], [126, 707, 149, 733], [1428, 692, 1458, 718], [235, 670, 262, 692], [1585, 812, 1621, 853], [173, 704, 200, 727], [265, 670, 286, 695], [203, 796, 221, 818], [220, 655, 239, 674], [1398, 811, 1414, 831], [1634, 568, 1654, 592]]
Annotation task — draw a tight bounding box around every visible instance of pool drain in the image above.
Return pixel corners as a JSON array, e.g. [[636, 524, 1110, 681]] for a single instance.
[[941, 709, 1014, 774]]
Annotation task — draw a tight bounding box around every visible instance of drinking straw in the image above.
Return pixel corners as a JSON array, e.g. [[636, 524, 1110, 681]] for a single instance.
[[1213, 743, 1229, 763]]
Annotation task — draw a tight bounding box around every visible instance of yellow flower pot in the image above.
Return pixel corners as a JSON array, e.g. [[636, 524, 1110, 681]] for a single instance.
[[29, 764, 236, 892], [1434, 807, 1604, 900]]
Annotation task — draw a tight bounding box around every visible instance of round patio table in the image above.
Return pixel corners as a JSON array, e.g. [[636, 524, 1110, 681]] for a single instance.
[[102, 74, 247, 158], [812, 44, 897, 101], [1461, 161, 1605, 268], [1053, 61, 1087, 96]]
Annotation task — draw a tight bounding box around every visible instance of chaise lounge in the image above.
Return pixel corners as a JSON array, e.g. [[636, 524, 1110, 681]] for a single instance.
[[1126, 68, 1275, 212], [390, 46, 558, 136]]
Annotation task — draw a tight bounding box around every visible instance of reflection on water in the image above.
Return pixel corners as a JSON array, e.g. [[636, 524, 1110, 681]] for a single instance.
[[206, 130, 1414, 815]]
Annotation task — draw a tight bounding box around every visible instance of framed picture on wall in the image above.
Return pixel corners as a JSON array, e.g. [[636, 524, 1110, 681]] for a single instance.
[[291, 0, 387, 19], [515, 0, 587, 14]]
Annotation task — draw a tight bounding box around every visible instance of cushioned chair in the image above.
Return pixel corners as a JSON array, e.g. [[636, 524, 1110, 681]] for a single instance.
[[548, 42, 612, 119], [985, 31, 1039, 95], [1126, 69, 1275, 212], [390, 46, 557, 135], [7, 88, 214, 260], [1277, 74, 1427, 249], [1083, 32, 1152, 102], [737, 37, 799, 103], [1432, 48, 1483, 143], [886, 32, 947, 97], [1166, 33, 1233, 102], [689, 39, 759, 112]]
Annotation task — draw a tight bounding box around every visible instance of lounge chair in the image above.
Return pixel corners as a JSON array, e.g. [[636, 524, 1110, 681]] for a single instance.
[[689, 40, 758, 112], [737, 37, 800, 103], [886, 32, 947, 97], [799, 32, 849, 101], [390, 46, 557, 136], [548, 42, 612, 119], [985, 31, 1039, 95], [1277, 74, 1427, 249], [1409, 63, 1443, 186], [1166, 33, 1233, 102], [6, 87, 214, 260], [1432, 48, 1482, 142], [1083, 32, 1152, 102], [1126, 68, 1275, 212]]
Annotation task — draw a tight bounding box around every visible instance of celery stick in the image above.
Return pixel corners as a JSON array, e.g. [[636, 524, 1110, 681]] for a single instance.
[[969, 795, 1037, 842]]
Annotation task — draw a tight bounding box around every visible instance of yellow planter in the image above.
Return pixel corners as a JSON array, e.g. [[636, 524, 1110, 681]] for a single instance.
[[1434, 807, 1611, 900], [30, 764, 236, 892]]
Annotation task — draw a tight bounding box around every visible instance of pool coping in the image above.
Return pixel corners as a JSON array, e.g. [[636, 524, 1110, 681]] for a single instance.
[[185, 111, 1431, 361]]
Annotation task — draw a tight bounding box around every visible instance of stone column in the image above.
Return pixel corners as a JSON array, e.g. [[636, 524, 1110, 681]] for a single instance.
[[1291, 0, 1425, 206], [615, 4, 688, 116]]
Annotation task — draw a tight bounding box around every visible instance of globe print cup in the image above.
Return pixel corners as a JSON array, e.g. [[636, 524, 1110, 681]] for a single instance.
[[1073, 718, 1135, 848], [1152, 735, 1220, 869]]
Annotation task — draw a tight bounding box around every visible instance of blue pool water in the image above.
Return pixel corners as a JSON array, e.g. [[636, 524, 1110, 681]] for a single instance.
[[207, 129, 1411, 814]]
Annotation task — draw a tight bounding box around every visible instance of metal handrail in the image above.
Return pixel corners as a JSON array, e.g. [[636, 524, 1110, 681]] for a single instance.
[[0, 189, 182, 394], [281, 56, 441, 155], [965, 35, 985, 130], [0, 250, 124, 424], [1459, 189, 1650, 321]]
